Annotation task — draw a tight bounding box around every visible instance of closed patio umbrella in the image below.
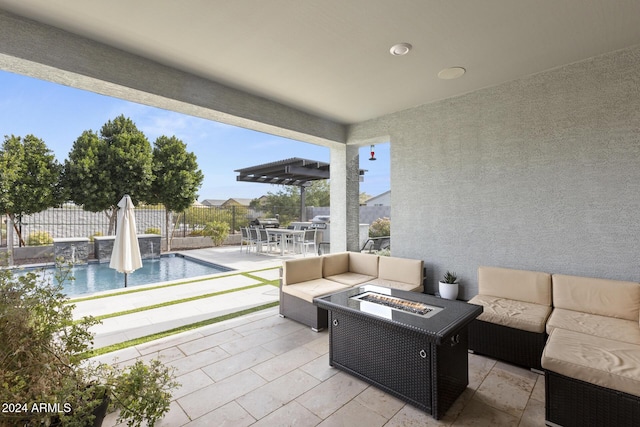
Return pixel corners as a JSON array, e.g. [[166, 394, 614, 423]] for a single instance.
[[109, 194, 142, 287]]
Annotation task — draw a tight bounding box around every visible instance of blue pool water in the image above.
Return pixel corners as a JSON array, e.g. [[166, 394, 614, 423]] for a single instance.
[[17, 255, 233, 297]]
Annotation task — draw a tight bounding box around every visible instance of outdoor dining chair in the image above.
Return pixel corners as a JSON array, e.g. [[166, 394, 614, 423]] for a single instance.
[[256, 227, 277, 253], [240, 227, 251, 253], [248, 227, 259, 253], [294, 228, 317, 256]]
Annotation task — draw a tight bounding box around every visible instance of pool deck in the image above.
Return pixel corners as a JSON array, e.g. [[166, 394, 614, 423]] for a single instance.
[[74, 246, 304, 349], [85, 245, 545, 426]]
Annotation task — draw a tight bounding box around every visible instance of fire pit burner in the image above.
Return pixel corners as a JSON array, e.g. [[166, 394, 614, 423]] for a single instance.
[[351, 291, 443, 318]]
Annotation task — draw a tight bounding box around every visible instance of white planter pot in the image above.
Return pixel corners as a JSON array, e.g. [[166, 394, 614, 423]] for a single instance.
[[439, 281, 459, 300]]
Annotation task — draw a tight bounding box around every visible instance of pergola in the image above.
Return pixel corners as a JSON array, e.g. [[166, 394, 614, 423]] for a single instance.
[[235, 157, 365, 221]]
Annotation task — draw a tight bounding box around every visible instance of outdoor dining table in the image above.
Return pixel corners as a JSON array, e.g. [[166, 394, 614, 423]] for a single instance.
[[267, 228, 305, 255]]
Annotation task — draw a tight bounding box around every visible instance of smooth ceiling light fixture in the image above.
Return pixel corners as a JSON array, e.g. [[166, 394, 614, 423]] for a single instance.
[[438, 67, 466, 80], [389, 43, 412, 56], [369, 145, 377, 161]]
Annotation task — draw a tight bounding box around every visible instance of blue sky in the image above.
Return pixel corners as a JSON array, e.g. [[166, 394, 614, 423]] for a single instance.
[[0, 70, 390, 201]]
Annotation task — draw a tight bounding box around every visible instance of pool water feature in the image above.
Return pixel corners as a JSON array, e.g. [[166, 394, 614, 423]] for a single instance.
[[20, 255, 233, 297]]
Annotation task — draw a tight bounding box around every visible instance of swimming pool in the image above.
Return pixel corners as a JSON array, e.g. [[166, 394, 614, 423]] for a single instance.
[[16, 255, 233, 297]]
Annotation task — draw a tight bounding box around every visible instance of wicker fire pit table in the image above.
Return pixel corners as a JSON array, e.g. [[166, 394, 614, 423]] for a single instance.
[[314, 285, 483, 419]]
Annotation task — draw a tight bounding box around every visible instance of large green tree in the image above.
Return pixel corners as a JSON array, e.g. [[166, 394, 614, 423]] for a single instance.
[[305, 179, 330, 207], [0, 134, 63, 246], [254, 180, 330, 224], [148, 135, 203, 250], [63, 115, 153, 233]]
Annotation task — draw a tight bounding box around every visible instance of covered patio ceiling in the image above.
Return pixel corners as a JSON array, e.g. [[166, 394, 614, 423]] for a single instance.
[[1, 1, 639, 126]]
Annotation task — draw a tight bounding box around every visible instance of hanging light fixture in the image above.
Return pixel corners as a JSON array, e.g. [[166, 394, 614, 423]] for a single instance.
[[369, 145, 376, 161]]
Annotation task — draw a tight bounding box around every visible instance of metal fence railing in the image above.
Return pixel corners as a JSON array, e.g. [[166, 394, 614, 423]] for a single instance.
[[1, 204, 300, 247]]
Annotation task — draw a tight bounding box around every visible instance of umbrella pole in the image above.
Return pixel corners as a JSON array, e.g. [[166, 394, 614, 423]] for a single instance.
[[125, 272, 128, 287]]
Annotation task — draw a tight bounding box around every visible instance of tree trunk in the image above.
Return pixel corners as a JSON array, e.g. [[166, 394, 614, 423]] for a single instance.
[[8, 213, 25, 247], [106, 208, 117, 235]]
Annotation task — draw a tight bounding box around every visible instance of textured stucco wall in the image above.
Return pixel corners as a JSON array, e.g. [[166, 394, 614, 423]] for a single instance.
[[351, 45, 640, 299]]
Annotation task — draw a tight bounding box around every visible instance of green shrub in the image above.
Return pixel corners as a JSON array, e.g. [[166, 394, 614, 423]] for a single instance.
[[27, 230, 54, 246], [369, 217, 390, 238], [145, 227, 161, 235], [0, 265, 178, 426], [201, 221, 230, 246]]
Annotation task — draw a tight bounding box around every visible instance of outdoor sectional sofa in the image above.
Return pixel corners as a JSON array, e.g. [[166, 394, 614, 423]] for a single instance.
[[279, 251, 424, 331], [467, 266, 640, 426], [467, 266, 552, 371], [542, 274, 640, 427]]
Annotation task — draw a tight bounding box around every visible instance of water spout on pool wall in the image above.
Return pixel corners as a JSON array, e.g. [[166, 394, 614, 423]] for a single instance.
[[150, 242, 154, 258], [71, 245, 76, 264]]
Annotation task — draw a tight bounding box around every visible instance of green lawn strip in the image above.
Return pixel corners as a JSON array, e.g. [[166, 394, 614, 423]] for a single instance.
[[243, 271, 281, 284], [84, 301, 280, 358], [92, 282, 273, 321], [68, 267, 280, 303]]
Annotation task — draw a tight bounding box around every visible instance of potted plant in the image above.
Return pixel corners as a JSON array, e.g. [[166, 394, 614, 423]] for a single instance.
[[439, 271, 459, 300], [0, 262, 178, 427]]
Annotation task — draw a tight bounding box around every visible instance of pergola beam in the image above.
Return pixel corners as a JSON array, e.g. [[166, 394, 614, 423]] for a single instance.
[[235, 157, 365, 221]]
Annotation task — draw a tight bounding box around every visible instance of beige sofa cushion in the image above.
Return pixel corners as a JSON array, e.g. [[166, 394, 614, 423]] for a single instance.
[[368, 278, 423, 292], [282, 257, 323, 286], [326, 272, 376, 287], [281, 278, 350, 303], [377, 256, 423, 286], [322, 252, 378, 286], [468, 294, 551, 333], [542, 328, 640, 398], [546, 308, 640, 345], [322, 252, 349, 277], [348, 252, 379, 277], [478, 266, 551, 306], [552, 274, 640, 321]]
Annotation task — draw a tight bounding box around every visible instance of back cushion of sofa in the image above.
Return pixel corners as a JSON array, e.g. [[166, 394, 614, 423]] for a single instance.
[[322, 252, 350, 277], [378, 256, 423, 285], [349, 252, 379, 277], [552, 274, 640, 321], [478, 266, 551, 306], [282, 257, 323, 285]]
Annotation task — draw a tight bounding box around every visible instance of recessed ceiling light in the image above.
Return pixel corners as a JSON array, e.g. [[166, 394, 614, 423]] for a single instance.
[[389, 43, 412, 56], [438, 67, 466, 79]]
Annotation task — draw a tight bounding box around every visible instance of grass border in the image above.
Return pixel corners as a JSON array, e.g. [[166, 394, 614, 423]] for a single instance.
[[85, 301, 280, 357], [69, 266, 279, 303], [70, 264, 283, 357], [93, 281, 277, 321]]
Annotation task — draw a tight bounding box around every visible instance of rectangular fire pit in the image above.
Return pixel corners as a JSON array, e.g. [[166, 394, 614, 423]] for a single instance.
[[352, 291, 443, 317], [315, 285, 483, 419]]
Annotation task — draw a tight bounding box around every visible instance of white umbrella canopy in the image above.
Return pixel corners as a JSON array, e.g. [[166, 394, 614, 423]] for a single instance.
[[109, 195, 142, 286]]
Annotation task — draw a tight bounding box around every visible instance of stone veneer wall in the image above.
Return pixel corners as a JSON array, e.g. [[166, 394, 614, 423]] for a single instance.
[[53, 238, 90, 264]]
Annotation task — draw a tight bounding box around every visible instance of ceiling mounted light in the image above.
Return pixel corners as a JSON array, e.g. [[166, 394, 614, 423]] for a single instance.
[[389, 43, 412, 56], [438, 67, 466, 80]]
